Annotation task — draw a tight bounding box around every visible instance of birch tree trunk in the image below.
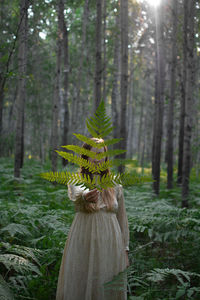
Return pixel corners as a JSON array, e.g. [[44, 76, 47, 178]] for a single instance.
[[14, 0, 29, 177], [51, 0, 62, 172], [152, 2, 165, 194], [59, 0, 69, 166], [118, 0, 128, 173], [94, 0, 102, 112], [166, 0, 178, 189], [181, 0, 195, 208]]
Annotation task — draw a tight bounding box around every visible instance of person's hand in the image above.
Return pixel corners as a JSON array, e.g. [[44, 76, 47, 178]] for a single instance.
[[125, 250, 130, 268], [83, 189, 99, 203]]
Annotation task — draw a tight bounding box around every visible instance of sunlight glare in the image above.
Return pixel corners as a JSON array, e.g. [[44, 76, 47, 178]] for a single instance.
[[146, 0, 161, 7]]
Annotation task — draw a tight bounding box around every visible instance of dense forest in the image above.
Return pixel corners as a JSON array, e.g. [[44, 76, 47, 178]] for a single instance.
[[0, 0, 200, 299]]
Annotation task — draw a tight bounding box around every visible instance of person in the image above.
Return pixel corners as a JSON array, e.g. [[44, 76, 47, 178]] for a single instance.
[[56, 138, 130, 300]]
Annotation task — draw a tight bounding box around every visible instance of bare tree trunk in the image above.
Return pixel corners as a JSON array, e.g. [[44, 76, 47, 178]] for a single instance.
[[59, 0, 69, 166], [111, 8, 120, 149], [94, 0, 102, 112], [182, 0, 195, 208], [152, 3, 165, 194], [14, 0, 29, 177], [102, 0, 107, 104], [137, 97, 144, 162], [118, 0, 128, 173], [166, 0, 178, 189], [177, 0, 187, 185], [72, 0, 89, 135], [126, 50, 134, 158], [51, 0, 62, 172]]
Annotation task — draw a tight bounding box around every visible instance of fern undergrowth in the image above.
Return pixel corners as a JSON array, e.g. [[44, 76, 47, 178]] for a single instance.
[[0, 157, 200, 300]]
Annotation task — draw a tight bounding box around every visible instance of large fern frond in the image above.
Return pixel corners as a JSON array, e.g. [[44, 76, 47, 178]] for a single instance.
[[0, 274, 14, 300], [58, 146, 126, 161], [0, 223, 32, 237], [0, 254, 41, 275], [73, 133, 122, 148], [86, 101, 113, 138], [146, 268, 200, 285]]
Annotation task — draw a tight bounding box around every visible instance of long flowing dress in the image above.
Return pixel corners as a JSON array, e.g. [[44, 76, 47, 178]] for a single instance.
[[56, 184, 129, 300]]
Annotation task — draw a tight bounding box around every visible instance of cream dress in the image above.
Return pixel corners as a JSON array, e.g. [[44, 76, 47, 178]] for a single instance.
[[56, 184, 129, 300]]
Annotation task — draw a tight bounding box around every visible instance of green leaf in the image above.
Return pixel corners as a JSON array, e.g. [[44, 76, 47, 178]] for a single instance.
[[0, 274, 14, 300]]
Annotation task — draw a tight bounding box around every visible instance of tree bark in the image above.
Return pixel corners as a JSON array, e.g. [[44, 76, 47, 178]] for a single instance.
[[152, 2, 165, 194], [14, 0, 29, 177], [102, 0, 107, 104], [94, 0, 102, 112], [177, 0, 187, 185], [181, 0, 195, 208], [126, 50, 134, 158], [72, 0, 89, 135], [59, 0, 69, 166], [111, 8, 120, 149], [166, 0, 178, 189], [118, 0, 128, 173], [51, 0, 62, 172]]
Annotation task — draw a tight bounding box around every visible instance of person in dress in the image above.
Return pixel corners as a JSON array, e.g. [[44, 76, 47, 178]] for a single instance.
[[56, 138, 130, 300]]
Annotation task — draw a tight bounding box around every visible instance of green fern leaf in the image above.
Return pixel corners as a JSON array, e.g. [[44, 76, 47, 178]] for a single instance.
[[0, 254, 41, 275], [0, 223, 32, 237], [0, 274, 14, 300]]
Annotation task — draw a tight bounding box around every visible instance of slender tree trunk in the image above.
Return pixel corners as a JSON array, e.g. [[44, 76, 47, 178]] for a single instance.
[[94, 0, 102, 112], [181, 0, 195, 208], [137, 97, 144, 161], [72, 0, 89, 134], [118, 0, 128, 172], [166, 0, 178, 189], [14, 0, 28, 177], [111, 8, 120, 134], [177, 1, 187, 185], [102, 0, 107, 104], [111, 8, 120, 150], [59, 0, 69, 166], [152, 3, 165, 194], [51, 0, 62, 172], [126, 50, 134, 158]]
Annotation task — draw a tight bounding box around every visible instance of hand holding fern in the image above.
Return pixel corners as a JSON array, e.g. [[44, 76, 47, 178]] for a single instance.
[[83, 189, 99, 203]]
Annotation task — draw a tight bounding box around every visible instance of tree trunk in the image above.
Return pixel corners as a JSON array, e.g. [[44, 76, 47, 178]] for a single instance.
[[181, 0, 195, 208], [177, 0, 187, 185], [152, 3, 165, 194], [14, 0, 28, 177], [137, 96, 144, 162], [111, 8, 120, 149], [72, 0, 89, 135], [126, 50, 134, 158], [51, 0, 62, 172], [166, 0, 178, 189], [102, 0, 107, 105], [59, 0, 69, 166], [118, 0, 128, 173], [94, 0, 102, 112]]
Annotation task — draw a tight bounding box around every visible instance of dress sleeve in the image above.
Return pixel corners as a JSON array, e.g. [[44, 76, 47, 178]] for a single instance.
[[116, 185, 130, 251], [68, 184, 86, 201]]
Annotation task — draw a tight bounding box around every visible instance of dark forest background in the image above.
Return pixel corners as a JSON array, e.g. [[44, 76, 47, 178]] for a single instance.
[[0, 0, 200, 299]]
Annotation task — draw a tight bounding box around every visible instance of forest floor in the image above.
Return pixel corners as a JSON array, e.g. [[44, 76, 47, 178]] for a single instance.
[[0, 157, 200, 300]]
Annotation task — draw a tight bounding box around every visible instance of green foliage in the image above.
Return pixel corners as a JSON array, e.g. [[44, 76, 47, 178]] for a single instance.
[[86, 101, 114, 138], [40, 101, 153, 191]]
